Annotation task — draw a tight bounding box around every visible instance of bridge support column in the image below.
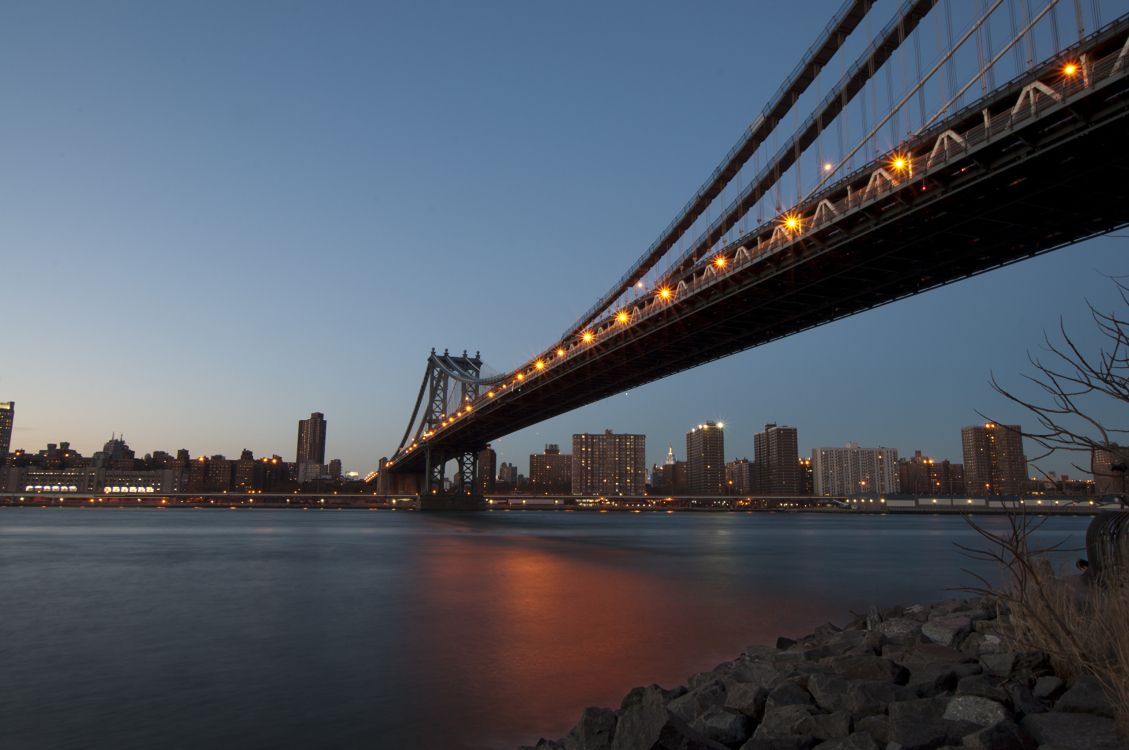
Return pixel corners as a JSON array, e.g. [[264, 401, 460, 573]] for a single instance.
[[419, 446, 485, 511]]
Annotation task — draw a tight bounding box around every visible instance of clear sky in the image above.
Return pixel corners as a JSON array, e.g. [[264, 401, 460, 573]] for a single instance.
[[2, 0, 1126, 478]]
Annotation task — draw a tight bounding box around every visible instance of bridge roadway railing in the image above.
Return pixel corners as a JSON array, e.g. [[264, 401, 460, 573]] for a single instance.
[[388, 17, 1129, 469]]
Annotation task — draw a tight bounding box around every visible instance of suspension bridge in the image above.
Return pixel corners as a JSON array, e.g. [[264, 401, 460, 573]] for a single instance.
[[379, 0, 1129, 507]]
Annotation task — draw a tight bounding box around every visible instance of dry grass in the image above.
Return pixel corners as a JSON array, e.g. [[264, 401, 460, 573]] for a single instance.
[[958, 512, 1129, 733]]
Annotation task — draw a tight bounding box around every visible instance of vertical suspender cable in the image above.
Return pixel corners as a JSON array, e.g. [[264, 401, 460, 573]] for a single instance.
[[1049, 2, 1062, 54], [1023, 0, 1037, 66], [1009, 0, 1025, 75], [983, 0, 997, 89]]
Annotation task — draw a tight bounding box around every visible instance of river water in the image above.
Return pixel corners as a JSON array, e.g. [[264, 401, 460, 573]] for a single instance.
[[0, 508, 1090, 749]]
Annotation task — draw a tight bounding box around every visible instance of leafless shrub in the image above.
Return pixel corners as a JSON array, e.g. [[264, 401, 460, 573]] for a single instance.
[[957, 512, 1129, 733]]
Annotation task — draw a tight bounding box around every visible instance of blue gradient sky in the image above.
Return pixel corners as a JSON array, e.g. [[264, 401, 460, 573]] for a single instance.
[[2, 1, 1126, 477]]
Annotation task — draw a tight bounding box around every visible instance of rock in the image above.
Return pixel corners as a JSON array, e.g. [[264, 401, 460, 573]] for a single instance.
[[954, 674, 1009, 704], [804, 711, 850, 741], [811, 733, 877, 750], [852, 715, 887, 745], [979, 652, 1016, 678], [776, 637, 798, 650], [959, 719, 1027, 750], [814, 622, 842, 639], [865, 605, 881, 631], [1054, 674, 1115, 718], [822, 654, 906, 684], [620, 684, 686, 711], [727, 660, 783, 689], [754, 705, 817, 739], [738, 736, 818, 750], [691, 706, 752, 747], [668, 681, 727, 723], [976, 634, 1004, 655], [765, 681, 814, 710], [921, 616, 971, 646], [806, 674, 850, 713], [886, 697, 979, 750], [562, 707, 617, 750], [611, 685, 727, 750], [1021, 712, 1128, 750], [725, 683, 768, 721], [875, 618, 921, 645], [845, 681, 914, 719], [904, 664, 959, 696], [1005, 680, 1046, 719], [941, 695, 1010, 726], [1032, 675, 1064, 700]]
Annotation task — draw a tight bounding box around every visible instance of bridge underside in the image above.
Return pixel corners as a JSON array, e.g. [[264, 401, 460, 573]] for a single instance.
[[390, 41, 1129, 476]]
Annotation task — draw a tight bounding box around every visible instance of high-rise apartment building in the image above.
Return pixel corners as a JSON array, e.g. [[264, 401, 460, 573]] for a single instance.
[[961, 423, 1027, 496], [296, 412, 327, 475], [812, 443, 900, 496], [725, 459, 753, 494], [754, 423, 800, 495], [571, 430, 646, 496], [530, 444, 572, 494], [686, 422, 725, 495], [1091, 444, 1129, 497], [0, 402, 13, 464], [477, 447, 496, 495]]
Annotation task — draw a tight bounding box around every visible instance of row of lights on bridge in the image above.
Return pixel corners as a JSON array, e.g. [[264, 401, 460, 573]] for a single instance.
[[391, 61, 1085, 466]]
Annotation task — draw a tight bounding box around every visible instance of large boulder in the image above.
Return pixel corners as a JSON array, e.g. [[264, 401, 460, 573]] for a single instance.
[[806, 674, 850, 713], [690, 706, 752, 747], [562, 707, 617, 750], [886, 697, 978, 750], [954, 674, 1009, 704], [941, 695, 1010, 726], [811, 733, 878, 750], [725, 683, 768, 722], [611, 685, 727, 750], [822, 654, 906, 684], [1020, 712, 1128, 750], [765, 682, 814, 711], [921, 616, 971, 647], [668, 681, 728, 723], [1053, 674, 1115, 718], [874, 618, 921, 645], [753, 705, 817, 739], [844, 680, 914, 719], [959, 720, 1027, 750]]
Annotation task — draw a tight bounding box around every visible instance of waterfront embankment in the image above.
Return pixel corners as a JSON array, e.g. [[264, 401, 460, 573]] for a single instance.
[[522, 596, 1128, 750]]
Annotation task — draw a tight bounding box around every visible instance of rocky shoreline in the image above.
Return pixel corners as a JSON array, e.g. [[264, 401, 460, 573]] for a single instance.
[[520, 597, 1127, 750]]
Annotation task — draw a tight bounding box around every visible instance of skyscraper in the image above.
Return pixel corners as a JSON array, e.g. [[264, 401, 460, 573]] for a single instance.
[[686, 422, 725, 495], [811, 443, 900, 496], [961, 423, 1027, 496], [754, 423, 800, 495], [296, 412, 327, 465], [0, 402, 14, 464], [571, 430, 646, 496]]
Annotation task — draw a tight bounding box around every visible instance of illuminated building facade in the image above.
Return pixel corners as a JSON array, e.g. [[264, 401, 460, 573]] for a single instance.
[[686, 422, 725, 495], [754, 423, 800, 495], [812, 443, 899, 496], [0, 401, 13, 464], [571, 430, 645, 496], [961, 423, 1027, 496], [530, 444, 571, 494], [296, 412, 327, 465]]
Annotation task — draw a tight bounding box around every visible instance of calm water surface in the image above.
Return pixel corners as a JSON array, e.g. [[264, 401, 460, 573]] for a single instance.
[[0, 508, 1089, 749]]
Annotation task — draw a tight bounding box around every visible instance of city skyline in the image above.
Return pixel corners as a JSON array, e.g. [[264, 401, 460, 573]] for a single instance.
[[2, 1, 1125, 478]]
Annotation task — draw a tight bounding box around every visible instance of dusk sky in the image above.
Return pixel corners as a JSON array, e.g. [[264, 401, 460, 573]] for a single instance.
[[2, 0, 1126, 477]]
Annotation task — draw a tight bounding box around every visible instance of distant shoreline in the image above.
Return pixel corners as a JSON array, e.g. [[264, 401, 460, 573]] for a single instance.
[[0, 498, 1107, 516]]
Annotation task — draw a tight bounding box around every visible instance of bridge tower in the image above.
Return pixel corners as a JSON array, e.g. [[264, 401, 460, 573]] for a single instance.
[[388, 349, 503, 510]]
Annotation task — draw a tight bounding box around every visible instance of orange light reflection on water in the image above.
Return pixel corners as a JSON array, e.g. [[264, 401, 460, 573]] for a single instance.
[[410, 529, 827, 748]]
